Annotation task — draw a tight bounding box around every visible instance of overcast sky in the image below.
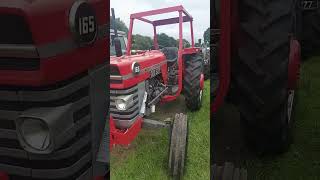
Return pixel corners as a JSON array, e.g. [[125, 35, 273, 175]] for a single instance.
[[110, 0, 210, 43]]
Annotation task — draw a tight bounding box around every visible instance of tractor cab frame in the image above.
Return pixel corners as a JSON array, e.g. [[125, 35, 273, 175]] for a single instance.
[[125, 5, 202, 102], [110, 6, 205, 178]]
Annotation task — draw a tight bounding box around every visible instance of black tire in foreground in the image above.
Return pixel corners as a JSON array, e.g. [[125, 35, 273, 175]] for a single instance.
[[184, 54, 204, 111], [212, 162, 247, 180], [168, 113, 188, 179], [233, 0, 297, 153], [301, 5, 320, 58]]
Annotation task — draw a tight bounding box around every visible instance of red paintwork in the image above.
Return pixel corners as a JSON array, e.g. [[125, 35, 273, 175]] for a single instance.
[[126, 5, 194, 55], [190, 20, 195, 47], [182, 47, 200, 55], [212, 0, 231, 113], [110, 116, 142, 148], [153, 26, 159, 49], [288, 39, 301, 89], [110, 6, 203, 146], [200, 74, 204, 90], [0, 172, 9, 180], [110, 51, 168, 89], [0, 1, 109, 178], [0, 0, 106, 46], [0, 0, 107, 87], [130, 5, 192, 20]]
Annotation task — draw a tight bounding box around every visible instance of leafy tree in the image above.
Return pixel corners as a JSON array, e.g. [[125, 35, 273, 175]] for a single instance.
[[157, 33, 177, 47], [132, 34, 153, 50], [176, 39, 191, 48], [203, 27, 210, 46], [110, 17, 128, 33], [131, 33, 190, 50]]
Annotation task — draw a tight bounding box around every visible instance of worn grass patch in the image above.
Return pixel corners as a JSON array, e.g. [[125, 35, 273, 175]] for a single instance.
[[111, 81, 210, 180]]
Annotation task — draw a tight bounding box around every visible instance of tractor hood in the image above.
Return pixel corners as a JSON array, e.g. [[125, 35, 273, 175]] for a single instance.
[[110, 50, 167, 89], [0, 0, 105, 45]]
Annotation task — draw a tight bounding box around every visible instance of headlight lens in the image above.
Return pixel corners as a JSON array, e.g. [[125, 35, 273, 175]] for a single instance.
[[20, 118, 51, 151], [115, 99, 127, 111], [115, 94, 134, 111]]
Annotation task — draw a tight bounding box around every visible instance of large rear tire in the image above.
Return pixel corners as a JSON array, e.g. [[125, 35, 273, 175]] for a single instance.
[[184, 54, 204, 111], [234, 0, 297, 153]]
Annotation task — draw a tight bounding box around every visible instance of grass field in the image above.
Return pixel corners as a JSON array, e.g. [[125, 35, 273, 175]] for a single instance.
[[243, 57, 320, 180], [111, 81, 210, 180]]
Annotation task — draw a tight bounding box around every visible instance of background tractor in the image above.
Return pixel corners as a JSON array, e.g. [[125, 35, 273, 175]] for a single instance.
[[211, 0, 303, 178], [198, 39, 211, 80], [109, 6, 204, 179], [0, 0, 109, 179]]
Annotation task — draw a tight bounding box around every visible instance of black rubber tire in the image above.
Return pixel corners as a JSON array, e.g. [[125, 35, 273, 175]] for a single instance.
[[301, 3, 320, 58], [168, 113, 188, 179], [233, 0, 296, 153], [184, 54, 204, 111], [212, 162, 247, 180]]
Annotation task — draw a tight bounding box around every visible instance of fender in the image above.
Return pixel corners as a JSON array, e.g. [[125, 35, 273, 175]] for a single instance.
[[288, 39, 301, 90]]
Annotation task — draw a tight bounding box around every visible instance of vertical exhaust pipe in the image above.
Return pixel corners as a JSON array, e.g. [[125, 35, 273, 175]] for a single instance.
[[111, 8, 123, 57]]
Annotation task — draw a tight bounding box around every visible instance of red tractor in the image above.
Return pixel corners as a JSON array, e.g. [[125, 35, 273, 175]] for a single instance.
[[212, 0, 302, 178], [109, 6, 205, 178], [0, 0, 108, 179]]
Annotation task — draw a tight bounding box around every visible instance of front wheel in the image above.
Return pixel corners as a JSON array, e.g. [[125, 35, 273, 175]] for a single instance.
[[168, 113, 188, 179]]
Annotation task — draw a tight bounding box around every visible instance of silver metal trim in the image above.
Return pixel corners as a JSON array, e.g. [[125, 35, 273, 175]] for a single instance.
[[0, 75, 89, 102], [0, 44, 38, 58]]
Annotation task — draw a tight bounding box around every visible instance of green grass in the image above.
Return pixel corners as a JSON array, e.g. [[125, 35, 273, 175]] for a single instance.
[[244, 57, 320, 180], [111, 81, 210, 180]]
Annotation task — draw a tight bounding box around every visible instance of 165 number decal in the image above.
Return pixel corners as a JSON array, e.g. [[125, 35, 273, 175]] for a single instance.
[[79, 16, 95, 35]]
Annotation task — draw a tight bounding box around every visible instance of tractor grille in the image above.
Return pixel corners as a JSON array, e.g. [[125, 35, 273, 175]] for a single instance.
[[0, 14, 40, 71], [0, 73, 93, 179], [110, 65, 122, 84], [110, 85, 140, 128], [0, 14, 33, 44], [110, 65, 120, 76], [0, 57, 40, 71]]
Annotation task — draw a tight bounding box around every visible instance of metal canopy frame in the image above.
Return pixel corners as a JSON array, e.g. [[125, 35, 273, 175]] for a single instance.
[[126, 5, 195, 55]]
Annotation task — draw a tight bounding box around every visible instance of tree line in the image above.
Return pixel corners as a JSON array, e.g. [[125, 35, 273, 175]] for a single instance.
[[111, 16, 210, 50]]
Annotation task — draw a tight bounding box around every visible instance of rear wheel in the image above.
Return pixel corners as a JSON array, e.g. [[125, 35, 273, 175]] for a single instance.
[[234, 0, 297, 153], [184, 54, 204, 111]]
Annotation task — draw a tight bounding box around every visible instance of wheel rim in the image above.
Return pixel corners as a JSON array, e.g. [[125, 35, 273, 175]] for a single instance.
[[287, 90, 295, 124]]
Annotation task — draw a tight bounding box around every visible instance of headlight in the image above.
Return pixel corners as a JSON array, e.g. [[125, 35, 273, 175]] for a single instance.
[[19, 118, 51, 151], [16, 106, 74, 154], [115, 99, 127, 111], [115, 94, 134, 111]]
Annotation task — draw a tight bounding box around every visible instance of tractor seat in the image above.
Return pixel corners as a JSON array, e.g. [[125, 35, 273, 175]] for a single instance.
[[161, 47, 178, 62]]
